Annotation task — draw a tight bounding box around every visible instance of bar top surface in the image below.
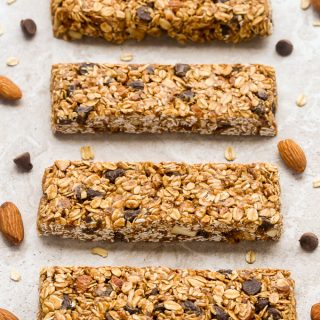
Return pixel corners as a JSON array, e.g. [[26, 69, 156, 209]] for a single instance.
[[38, 266, 296, 320]]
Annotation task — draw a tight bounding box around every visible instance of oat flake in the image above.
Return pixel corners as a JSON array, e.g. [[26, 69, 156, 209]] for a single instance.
[[6, 57, 19, 67]]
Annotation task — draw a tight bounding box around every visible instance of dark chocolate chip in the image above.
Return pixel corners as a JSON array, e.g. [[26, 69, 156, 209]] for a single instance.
[[58, 118, 72, 125], [276, 40, 294, 57], [124, 208, 141, 223], [20, 19, 37, 37], [196, 230, 211, 238], [124, 305, 141, 315], [165, 171, 181, 177], [178, 90, 195, 101], [128, 80, 144, 90], [105, 312, 115, 320], [221, 24, 231, 36], [75, 105, 93, 124], [255, 298, 269, 313], [256, 90, 269, 101], [105, 169, 125, 183], [267, 307, 282, 320], [212, 305, 229, 320], [242, 279, 262, 295], [252, 103, 266, 115], [67, 84, 78, 96], [87, 188, 105, 199], [79, 63, 94, 75], [137, 6, 152, 22], [217, 269, 233, 275], [299, 232, 319, 252], [174, 64, 191, 77], [182, 300, 202, 315], [114, 232, 125, 241], [148, 287, 159, 296], [154, 303, 165, 313], [61, 294, 73, 309], [146, 65, 155, 74], [258, 218, 274, 232], [13, 152, 33, 172], [75, 185, 87, 201]]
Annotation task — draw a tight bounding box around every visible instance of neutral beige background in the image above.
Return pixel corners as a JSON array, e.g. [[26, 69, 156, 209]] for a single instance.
[[1, 0, 320, 318]]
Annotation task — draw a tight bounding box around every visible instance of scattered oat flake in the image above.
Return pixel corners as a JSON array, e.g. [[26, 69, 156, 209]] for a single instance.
[[313, 21, 320, 27], [296, 94, 307, 107], [246, 250, 256, 264], [10, 270, 21, 281], [313, 180, 320, 188], [224, 146, 236, 161], [301, 0, 311, 9], [7, 0, 16, 4], [120, 53, 133, 62], [80, 145, 94, 160], [91, 247, 108, 258], [6, 57, 19, 67], [0, 26, 4, 36]]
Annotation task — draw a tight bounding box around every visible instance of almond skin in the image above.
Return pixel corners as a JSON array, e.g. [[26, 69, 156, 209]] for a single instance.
[[277, 139, 307, 173], [311, 0, 320, 12], [0, 308, 19, 320], [0, 76, 22, 101], [0, 202, 24, 245], [311, 303, 320, 320]]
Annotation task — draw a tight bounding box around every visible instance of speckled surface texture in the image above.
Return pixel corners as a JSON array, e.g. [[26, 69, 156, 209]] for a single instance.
[[0, 0, 319, 318]]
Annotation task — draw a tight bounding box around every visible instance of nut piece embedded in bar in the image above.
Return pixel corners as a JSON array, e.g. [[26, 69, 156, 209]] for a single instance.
[[37, 161, 282, 242], [51, 63, 278, 136], [38, 266, 296, 320], [51, 0, 273, 43]]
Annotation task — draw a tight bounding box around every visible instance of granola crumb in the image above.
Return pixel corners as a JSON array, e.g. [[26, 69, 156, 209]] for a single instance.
[[296, 94, 307, 107], [120, 53, 133, 62], [80, 145, 94, 160], [246, 250, 256, 264], [91, 247, 108, 258], [6, 57, 19, 67], [225, 146, 236, 161], [10, 270, 21, 281]]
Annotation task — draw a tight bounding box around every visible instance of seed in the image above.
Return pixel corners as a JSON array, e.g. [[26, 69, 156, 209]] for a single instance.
[[275, 40, 294, 57], [299, 232, 319, 252], [80, 145, 94, 160], [296, 94, 307, 107], [6, 57, 19, 67], [91, 247, 108, 258], [20, 19, 37, 37], [120, 53, 133, 62], [224, 146, 236, 161], [10, 270, 21, 281], [301, 0, 311, 9], [245, 250, 256, 264]]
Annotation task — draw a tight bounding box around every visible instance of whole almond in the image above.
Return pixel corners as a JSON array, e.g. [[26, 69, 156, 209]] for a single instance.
[[311, 303, 320, 320], [311, 0, 320, 12], [0, 202, 24, 245], [0, 76, 22, 101], [277, 139, 307, 173], [0, 308, 19, 320]]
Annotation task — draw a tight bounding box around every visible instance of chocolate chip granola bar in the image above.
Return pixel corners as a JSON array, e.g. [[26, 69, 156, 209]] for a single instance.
[[51, 0, 273, 43], [37, 161, 282, 242], [51, 63, 277, 136], [38, 266, 296, 319]]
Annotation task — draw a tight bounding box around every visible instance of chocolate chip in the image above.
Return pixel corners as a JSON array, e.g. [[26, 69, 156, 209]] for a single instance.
[[79, 63, 94, 75], [128, 80, 144, 90], [212, 305, 229, 320], [114, 232, 125, 241], [276, 40, 294, 57], [242, 279, 262, 295], [255, 298, 269, 313], [154, 303, 165, 313], [137, 6, 152, 22], [75, 105, 93, 124], [61, 294, 73, 309], [252, 103, 266, 115], [87, 189, 105, 199], [148, 287, 159, 296], [174, 64, 191, 77], [75, 185, 87, 201], [221, 24, 231, 36], [105, 312, 115, 320], [267, 307, 282, 320], [20, 19, 37, 37], [67, 83, 78, 96], [197, 230, 210, 238], [258, 218, 274, 232], [124, 305, 140, 315], [182, 300, 202, 315], [13, 152, 33, 172], [105, 169, 125, 183], [146, 65, 155, 74], [217, 269, 233, 275], [256, 90, 269, 101], [299, 232, 319, 252], [124, 208, 141, 223], [178, 90, 195, 101], [58, 118, 72, 125]]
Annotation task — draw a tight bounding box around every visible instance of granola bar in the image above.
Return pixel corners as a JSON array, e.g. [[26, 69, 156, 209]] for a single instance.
[[51, 63, 278, 136], [51, 0, 273, 43], [38, 266, 296, 320], [37, 161, 282, 242]]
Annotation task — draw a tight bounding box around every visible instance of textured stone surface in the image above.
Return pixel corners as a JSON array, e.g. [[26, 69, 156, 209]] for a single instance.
[[0, 0, 319, 318]]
